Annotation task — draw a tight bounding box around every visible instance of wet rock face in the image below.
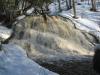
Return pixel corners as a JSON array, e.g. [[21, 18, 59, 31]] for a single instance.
[[0, 44, 58, 75]]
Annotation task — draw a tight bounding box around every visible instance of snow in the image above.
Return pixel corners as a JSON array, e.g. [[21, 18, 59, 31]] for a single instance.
[[0, 43, 58, 75], [60, 11, 100, 32], [60, 11, 100, 41], [16, 15, 26, 20], [49, 0, 100, 43], [26, 7, 34, 15], [49, 3, 58, 15], [49, 0, 100, 31], [76, 1, 100, 25], [75, 18, 100, 32], [0, 26, 12, 41], [49, 0, 100, 40]]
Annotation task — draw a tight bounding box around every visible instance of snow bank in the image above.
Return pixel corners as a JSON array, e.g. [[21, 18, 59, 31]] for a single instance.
[[0, 43, 58, 75], [60, 8, 100, 42], [16, 15, 26, 20], [49, 3, 58, 15], [75, 18, 100, 32], [60, 11, 100, 32], [0, 26, 12, 41]]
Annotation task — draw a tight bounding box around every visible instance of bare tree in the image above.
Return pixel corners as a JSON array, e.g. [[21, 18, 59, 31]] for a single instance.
[[66, 0, 69, 9], [57, 0, 62, 12], [90, 0, 97, 11]]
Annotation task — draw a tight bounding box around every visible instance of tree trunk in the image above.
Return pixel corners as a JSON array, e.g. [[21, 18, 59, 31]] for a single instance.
[[91, 0, 97, 11], [57, 0, 62, 12], [72, 0, 77, 18], [66, 0, 69, 9], [69, 0, 72, 9]]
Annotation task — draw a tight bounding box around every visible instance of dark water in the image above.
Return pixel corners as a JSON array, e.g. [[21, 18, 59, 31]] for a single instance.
[[39, 60, 97, 75]]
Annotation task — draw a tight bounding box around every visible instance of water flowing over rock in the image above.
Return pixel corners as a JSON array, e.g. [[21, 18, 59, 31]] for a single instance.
[[0, 43, 58, 75], [12, 16, 96, 61], [11, 15, 98, 75]]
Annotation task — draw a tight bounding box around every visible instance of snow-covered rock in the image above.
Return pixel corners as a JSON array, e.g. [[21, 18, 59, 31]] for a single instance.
[[26, 8, 34, 15], [56, 0, 100, 42], [0, 26, 12, 41], [0, 43, 58, 75]]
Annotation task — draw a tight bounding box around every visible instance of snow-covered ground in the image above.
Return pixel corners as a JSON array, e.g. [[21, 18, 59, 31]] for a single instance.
[[49, 1, 100, 27], [60, 11, 100, 42], [75, 1, 100, 25], [58, 1, 100, 41], [49, 0, 100, 42]]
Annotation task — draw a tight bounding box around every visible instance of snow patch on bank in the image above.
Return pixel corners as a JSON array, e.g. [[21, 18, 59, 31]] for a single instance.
[[0, 43, 58, 75], [0, 26, 12, 41]]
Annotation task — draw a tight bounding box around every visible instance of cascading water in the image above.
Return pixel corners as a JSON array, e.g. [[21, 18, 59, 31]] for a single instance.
[[10, 15, 98, 75]]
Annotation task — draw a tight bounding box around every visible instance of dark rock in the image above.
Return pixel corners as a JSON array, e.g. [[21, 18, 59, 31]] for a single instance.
[[93, 44, 100, 74]]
